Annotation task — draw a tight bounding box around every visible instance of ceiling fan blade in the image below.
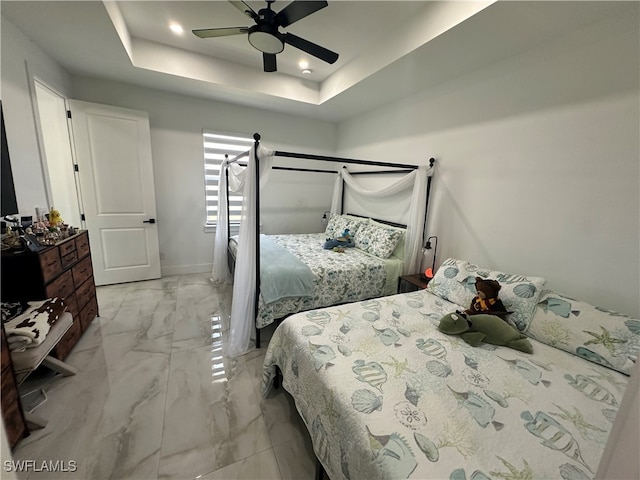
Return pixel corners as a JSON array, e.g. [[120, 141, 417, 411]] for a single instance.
[[283, 32, 338, 64], [263, 53, 277, 72], [192, 27, 248, 38], [274, 1, 328, 28], [228, 1, 259, 20]]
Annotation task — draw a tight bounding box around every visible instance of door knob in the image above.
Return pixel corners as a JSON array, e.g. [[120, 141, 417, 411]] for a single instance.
[[143, 218, 156, 224]]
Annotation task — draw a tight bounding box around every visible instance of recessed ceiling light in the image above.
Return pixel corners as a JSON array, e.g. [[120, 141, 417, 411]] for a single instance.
[[169, 22, 184, 34], [302, 69, 312, 75]]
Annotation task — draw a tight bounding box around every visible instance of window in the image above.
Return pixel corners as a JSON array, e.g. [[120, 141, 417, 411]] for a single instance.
[[203, 131, 254, 229]]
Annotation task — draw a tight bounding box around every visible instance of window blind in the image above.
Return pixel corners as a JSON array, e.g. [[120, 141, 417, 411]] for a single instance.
[[203, 131, 254, 227]]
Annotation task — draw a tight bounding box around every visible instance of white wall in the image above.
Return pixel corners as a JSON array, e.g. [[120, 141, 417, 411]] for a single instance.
[[0, 16, 71, 216], [68, 77, 337, 276], [337, 8, 640, 317], [2, 14, 336, 277]]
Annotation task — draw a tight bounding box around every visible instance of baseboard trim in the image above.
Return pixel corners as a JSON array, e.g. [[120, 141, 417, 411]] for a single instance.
[[161, 264, 211, 277]]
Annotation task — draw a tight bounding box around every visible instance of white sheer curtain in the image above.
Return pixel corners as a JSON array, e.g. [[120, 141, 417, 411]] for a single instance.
[[329, 164, 434, 274], [225, 144, 274, 357], [212, 161, 246, 284]]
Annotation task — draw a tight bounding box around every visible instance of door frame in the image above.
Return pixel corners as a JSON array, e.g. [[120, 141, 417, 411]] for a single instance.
[[29, 75, 84, 227]]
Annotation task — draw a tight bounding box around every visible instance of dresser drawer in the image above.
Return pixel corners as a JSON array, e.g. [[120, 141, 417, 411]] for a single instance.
[[53, 318, 82, 360], [58, 238, 77, 257], [0, 373, 25, 447], [45, 269, 75, 300], [76, 277, 96, 310], [60, 249, 78, 269], [39, 248, 61, 283], [75, 233, 90, 259], [64, 294, 79, 319], [80, 297, 98, 332], [72, 256, 93, 287], [1, 337, 10, 370], [1, 366, 18, 405]]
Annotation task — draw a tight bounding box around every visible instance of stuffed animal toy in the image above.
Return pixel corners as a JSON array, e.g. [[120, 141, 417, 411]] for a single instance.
[[438, 312, 533, 353], [323, 228, 355, 250], [465, 277, 510, 318], [48, 208, 63, 228]]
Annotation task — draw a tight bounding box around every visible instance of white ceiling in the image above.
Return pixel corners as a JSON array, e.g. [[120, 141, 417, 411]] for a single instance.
[[1, 1, 634, 121], [118, 1, 427, 81]]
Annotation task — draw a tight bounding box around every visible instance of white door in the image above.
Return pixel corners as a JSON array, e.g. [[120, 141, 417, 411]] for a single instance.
[[68, 100, 161, 285], [33, 80, 82, 227]]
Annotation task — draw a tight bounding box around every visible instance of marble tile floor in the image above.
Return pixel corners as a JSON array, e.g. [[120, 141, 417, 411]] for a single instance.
[[10, 273, 317, 480]]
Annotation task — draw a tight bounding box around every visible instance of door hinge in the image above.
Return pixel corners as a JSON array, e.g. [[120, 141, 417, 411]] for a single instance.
[[67, 110, 72, 119], [80, 213, 86, 221], [74, 164, 79, 172]]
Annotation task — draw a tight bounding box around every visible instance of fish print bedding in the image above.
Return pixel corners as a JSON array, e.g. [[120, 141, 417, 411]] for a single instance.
[[230, 233, 404, 329], [262, 289, 629, 480]]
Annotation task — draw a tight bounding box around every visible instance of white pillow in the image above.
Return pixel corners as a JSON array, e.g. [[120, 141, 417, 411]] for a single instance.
[[368, 219, 406, 259], [325, 213, 366, 238], [426, 258, 546, 331], [354, 222, 404, 259], [527, 290, 640, 375]]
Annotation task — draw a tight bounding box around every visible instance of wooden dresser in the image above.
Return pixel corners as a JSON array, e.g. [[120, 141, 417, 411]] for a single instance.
[[1, 230, 98, 359], [1, 325, 28, 449]]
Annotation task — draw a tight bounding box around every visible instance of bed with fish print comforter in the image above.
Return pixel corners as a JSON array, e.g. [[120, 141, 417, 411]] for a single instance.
[[230, 233, 404, 329], [262, 289, 630, 480]]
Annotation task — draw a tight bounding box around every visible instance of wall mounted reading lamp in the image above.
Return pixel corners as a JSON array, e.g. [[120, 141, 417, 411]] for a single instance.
[[422, 235, 438, 281]]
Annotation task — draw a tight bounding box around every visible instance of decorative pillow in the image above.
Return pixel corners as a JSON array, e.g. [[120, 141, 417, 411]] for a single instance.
[[368, 219, 406, 259], [526, 290, 640, 375], [324, 213, 366, 239], [354, 222, 404, 259], [426, 258, 546, 331], [324, 212, 342, 237]]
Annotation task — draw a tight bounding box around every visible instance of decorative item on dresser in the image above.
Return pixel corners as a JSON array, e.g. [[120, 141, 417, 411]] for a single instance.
[[1, 230, 98, 360]]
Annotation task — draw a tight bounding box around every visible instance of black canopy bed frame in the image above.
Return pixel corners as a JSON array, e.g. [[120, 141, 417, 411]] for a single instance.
[[225, 133, 435, 348]]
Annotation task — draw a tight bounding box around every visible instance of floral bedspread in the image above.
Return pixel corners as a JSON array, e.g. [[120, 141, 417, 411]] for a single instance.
[[262, 289, 628, 480], [244, 233, 403, 329]]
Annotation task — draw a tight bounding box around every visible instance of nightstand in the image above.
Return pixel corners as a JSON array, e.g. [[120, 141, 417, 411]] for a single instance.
[[397, 274, 430, 293]]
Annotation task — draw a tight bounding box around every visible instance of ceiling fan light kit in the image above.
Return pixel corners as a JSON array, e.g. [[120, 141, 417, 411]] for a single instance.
[[248, 25, 284, 54], [193, 0, 339, 73]]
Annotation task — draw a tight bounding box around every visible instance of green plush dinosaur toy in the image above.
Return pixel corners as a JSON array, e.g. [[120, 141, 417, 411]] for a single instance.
[[438, 312, 533, 353]]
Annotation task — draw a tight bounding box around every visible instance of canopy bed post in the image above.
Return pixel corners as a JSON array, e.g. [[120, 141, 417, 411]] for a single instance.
[[225, 156, 234, 276], [340, 168, 345, 214], [254, 133, 262, 348], [423, 157, 435, 247], [225, 155, 230, 243]]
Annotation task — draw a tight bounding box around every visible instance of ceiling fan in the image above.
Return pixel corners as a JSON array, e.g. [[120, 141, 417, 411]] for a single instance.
[[193, 0, 339, 73]]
